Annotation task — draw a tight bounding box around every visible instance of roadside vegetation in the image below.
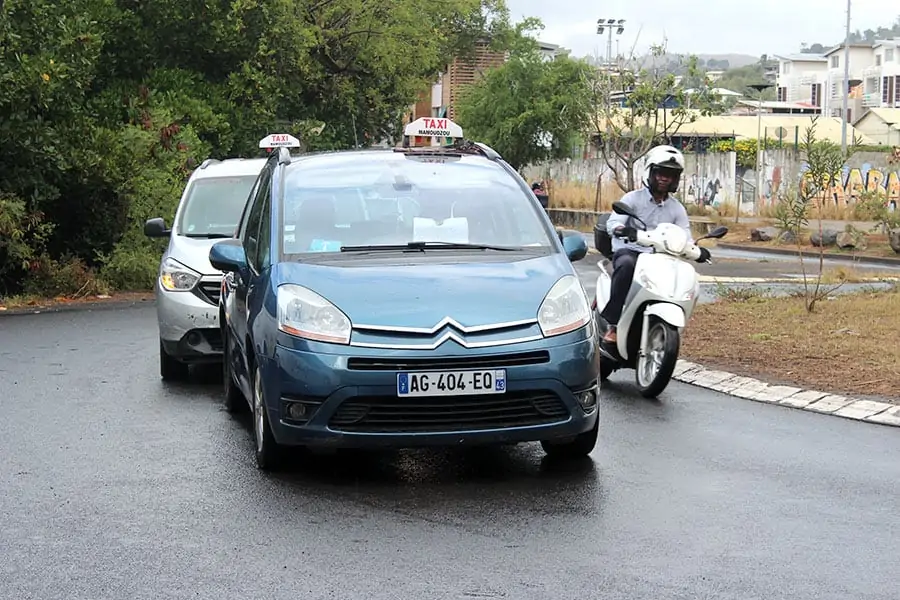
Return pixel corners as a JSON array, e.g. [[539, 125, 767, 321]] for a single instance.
[[0, 0, 528, 304], [683, 282, 900, 400], [683, 121, 900, 400]]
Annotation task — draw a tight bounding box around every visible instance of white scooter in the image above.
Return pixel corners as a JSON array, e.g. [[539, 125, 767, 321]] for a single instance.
[[592, 201, 728, 398]]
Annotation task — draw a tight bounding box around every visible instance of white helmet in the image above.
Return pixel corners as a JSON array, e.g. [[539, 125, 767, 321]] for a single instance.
[[643, 144, 685, 193]]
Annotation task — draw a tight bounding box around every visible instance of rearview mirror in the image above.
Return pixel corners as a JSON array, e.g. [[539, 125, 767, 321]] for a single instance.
[[558, 228, 588, 263], [611, 201, 635, 217], [611, 201, 647, 230], [209, 239, 248, 273], [701, 225, 729, 240], [144, 217, 170, 238]]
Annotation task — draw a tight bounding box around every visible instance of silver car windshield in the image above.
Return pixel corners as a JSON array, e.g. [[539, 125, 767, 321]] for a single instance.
[[177, 175, 258, 237], [279, 156, 553, 255]]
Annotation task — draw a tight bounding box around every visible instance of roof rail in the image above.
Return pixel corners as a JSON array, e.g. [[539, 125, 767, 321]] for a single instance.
[[393, 138, 501, 161], [199, 158, 221, 169]]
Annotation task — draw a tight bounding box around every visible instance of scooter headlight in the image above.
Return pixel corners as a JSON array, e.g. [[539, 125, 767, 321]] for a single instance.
[[538, 275, 592, 337]]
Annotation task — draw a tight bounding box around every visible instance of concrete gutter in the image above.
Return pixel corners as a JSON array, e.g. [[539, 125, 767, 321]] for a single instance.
[[717, 243, 900, 267], [672, 360, 900, 428]]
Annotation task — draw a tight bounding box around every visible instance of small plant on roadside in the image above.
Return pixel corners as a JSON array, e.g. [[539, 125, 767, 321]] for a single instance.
[[793, 117, 859, 312], [712, 282, 770, 302]]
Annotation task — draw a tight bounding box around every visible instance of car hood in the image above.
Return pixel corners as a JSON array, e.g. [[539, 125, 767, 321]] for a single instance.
[[275, 254, 575, 328], [170, 236, 226, 276]]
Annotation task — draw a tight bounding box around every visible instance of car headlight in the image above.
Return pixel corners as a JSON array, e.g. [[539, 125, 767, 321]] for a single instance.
[[159, 257, 200, 291], [276, 284, 352, 344], [538, 275, 591, 337]]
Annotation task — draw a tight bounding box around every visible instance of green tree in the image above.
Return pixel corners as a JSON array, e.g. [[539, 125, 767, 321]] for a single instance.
[[0, 0, 521, 296], [455, 25, 594, 172]]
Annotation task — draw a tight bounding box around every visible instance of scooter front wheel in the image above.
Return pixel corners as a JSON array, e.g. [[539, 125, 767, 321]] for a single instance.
[[635, 318, 680, 398]]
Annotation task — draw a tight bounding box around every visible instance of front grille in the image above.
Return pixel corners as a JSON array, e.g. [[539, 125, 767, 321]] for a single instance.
[[195, 279, 222, 306], [328, 391, 569, 433], [346, 350, 550, 371]]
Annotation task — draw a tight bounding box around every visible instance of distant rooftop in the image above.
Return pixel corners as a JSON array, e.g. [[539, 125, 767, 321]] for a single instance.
[[775, 53, 827, 62]]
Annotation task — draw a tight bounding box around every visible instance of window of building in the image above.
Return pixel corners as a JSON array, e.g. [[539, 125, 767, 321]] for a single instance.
[[831, 56, 839, 68]]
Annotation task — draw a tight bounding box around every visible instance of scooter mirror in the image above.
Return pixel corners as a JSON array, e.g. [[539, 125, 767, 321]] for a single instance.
[[702, 226, 729, 239], [611, 201, 634, 217]]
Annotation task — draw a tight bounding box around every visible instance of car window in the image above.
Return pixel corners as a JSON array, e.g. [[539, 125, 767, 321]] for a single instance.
[[278, 156, 552, 255], [255, 190, 272, 270], [236, 171, 265, 238], [243, 170, 271, 270], [176, 175, 259, 237]]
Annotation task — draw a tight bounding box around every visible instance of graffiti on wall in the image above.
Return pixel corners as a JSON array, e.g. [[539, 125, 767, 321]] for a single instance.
[[680, 153, 737, 208], [799, 162, 900, 209]]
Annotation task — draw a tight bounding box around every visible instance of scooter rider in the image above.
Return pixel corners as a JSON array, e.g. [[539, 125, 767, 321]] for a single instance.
[[598, 144, 710, 345]]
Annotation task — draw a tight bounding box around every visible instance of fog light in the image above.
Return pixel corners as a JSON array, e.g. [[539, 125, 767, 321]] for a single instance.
[[287, 402, 308, 420], [577, 389, 597, 410]]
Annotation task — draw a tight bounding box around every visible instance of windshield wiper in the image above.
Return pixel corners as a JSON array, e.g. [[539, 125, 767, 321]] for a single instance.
[[183, 233, 233, 239], [340, 241, 520, 253]]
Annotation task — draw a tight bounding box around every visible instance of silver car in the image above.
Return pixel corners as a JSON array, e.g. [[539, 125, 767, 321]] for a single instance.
[[144, 155, 269, 380]]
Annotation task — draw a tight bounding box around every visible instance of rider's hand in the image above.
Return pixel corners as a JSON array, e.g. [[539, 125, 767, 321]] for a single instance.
[[696, 247, 711, 263], [615, 226, 638, 242]]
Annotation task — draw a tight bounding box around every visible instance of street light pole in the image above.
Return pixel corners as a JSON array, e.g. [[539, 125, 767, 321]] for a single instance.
[[750, 83, 774, 213], [840, 0, 852, 156]]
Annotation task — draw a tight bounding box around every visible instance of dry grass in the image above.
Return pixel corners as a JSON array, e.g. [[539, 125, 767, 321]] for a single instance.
[[0, 291, 154, 312], [547, 182, 626, 211], [683, 286, 900, 400]]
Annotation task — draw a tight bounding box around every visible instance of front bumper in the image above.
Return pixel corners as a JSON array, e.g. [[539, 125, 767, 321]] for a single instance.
[[258, 334, 601, 449], [156, 276, 224, 361]]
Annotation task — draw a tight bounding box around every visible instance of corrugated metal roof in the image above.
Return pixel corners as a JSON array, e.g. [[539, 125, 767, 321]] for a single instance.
[[854, 108, 900, 127], [594, 109, 877, 145], [674, 115, 876, 145]]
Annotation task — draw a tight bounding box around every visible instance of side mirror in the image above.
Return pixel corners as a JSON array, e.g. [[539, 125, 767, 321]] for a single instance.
[[611, 201, 635, 217], [209, 239, 248, 273], [144, 217, 170, 238], [558, 229, 588, 262], [700, 225, 729, 240]]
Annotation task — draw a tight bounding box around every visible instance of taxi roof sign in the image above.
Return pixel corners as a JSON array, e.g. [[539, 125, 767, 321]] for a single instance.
[[259, 133, 301, 149], [403, 117, 463, 139]]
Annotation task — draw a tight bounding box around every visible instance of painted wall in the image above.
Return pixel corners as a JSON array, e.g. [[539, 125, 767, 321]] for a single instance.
[[528, 149, 899, 215]]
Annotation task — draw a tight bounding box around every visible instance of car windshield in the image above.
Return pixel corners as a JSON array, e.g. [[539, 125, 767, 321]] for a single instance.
[[278, 155, 553, 256], [177, 175, 259, 237]]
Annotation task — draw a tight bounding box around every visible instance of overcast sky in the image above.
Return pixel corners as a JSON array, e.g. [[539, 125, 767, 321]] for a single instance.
[[506, 0, 896, 58]]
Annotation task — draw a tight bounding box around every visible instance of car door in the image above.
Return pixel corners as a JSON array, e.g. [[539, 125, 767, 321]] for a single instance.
[[245, 177, 273, 362], [232, 166, 272, 374]]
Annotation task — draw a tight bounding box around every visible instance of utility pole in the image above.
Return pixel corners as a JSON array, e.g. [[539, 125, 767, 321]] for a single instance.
[[840, 0, 851, 156], [750, 83, 774, 211]]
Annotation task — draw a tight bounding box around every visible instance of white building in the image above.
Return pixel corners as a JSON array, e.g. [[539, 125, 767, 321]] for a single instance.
[[861, 39, 900, 109], [774, 54, 828, 111]]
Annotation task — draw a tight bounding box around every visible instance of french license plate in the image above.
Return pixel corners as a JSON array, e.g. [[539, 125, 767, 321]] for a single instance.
[[396, 369, 507, 397]]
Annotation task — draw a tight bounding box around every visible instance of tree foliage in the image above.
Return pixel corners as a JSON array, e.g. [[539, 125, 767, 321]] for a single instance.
[[454, 25, 594, 172], [590, 41, 723, 193], [0, 0, 515, 297]]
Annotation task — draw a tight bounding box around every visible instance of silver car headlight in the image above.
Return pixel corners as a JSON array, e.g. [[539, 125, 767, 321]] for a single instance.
[[276, 284, 352, 345], [159, 257, 201, 291], [538, 275, 591, 337]]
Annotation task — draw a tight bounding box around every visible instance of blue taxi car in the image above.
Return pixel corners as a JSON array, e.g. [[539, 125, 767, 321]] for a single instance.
[[211, 121, 600, 470]]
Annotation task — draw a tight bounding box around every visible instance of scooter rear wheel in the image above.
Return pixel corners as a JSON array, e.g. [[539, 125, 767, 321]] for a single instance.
[[635, 318, 680, 398]]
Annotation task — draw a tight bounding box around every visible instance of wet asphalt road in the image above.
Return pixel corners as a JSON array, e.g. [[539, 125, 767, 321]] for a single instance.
[[3, 303, 900, 600]]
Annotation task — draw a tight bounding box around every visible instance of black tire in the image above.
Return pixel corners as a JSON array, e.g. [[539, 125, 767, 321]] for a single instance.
[[222, 329, 246, 413], [159, 340, 190, 381], [540, 416, 599, 459], [635, 319, 680, 399], [251, 363, 285, 471]]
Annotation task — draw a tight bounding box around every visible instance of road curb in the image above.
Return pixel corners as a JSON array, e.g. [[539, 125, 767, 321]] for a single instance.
[[0, 295, 155, 317], [672, 360, 900, 428], [717, 243, 900, 267]]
